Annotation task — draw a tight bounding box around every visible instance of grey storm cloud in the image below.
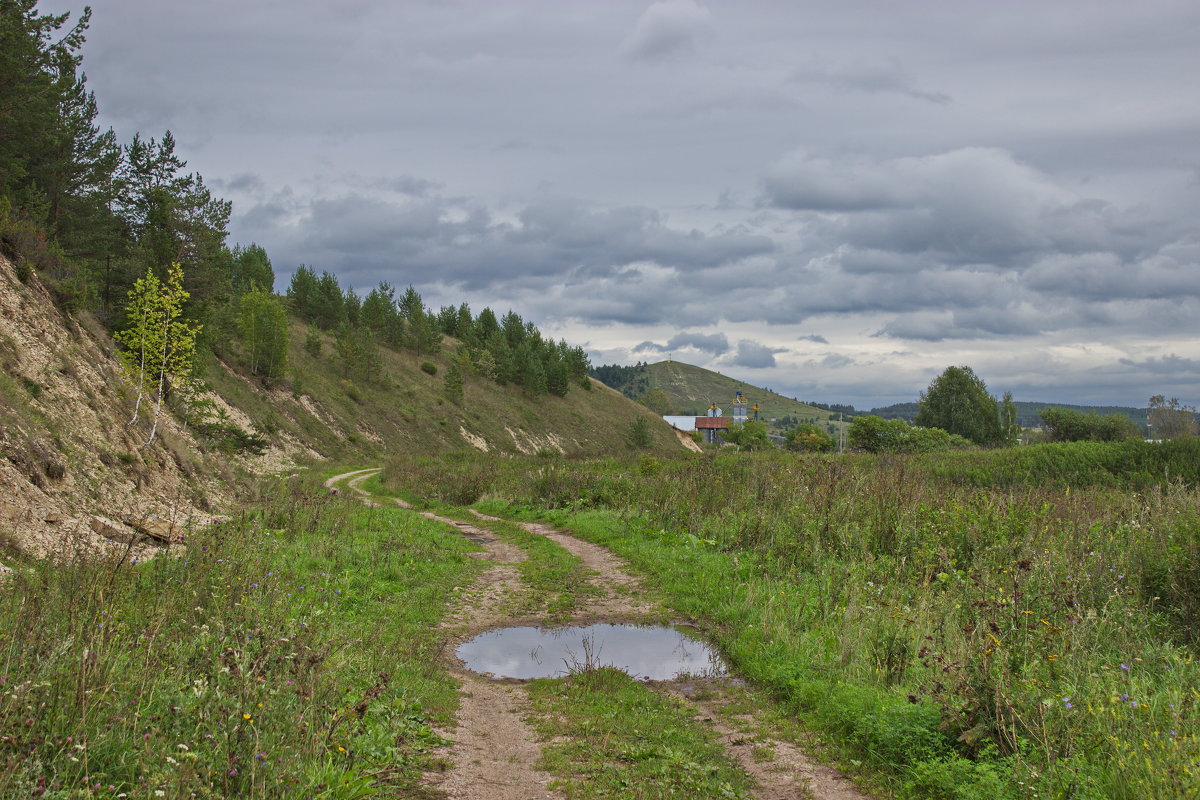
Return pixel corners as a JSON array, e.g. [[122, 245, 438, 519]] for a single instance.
[[633, 331, 729, 356], [730, 340, 785, 369], [67, 0, 1200, 407], [259, 190, 773, 295], [1118, 354, 1200, 377]]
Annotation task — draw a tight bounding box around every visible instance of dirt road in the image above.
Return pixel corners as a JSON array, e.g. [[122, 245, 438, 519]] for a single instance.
[[326, 469, 870, 800]]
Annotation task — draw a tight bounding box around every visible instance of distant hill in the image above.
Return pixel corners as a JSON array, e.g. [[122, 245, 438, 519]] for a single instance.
[[870, 400, 1150, 430], [590, 360, 834, 431]]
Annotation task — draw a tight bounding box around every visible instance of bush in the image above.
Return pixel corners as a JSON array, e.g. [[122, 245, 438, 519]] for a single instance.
[[303, 327, 322, 358], [626, 416, 652, 449], [1040, 406, 1139, 442], [849, 415, 973, 453], [784, 422, 834, 452], [924, 438, 1200, 489], [191, 419, 269, 455], [420, 361, 437, 375], [903, 757, 1015, 800]]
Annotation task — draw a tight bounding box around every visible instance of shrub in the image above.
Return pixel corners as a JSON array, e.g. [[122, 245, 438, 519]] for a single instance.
[[1040, 406, 1139, 442], [420, 361, 437, 376], [849, 415, 973, 453]]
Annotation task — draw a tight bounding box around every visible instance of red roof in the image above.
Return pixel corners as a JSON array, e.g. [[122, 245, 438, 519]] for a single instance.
[[695, 416, 730, 429]]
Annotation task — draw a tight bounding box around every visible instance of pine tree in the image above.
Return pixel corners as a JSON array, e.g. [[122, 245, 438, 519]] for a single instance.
[[444, 362, 464, 406]]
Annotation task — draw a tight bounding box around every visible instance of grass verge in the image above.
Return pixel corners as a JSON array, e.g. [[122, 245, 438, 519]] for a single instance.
[[527, 667, 752, 799], [0, 479, 482, 798]]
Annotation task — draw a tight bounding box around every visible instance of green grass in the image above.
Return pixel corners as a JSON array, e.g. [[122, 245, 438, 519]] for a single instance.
[[468, 515, 601, 622], [527, 667, 752, 800], [381, 448, 1200, 799], [196, 322, 683, 464], [358, 472, 602, 622], [0, 481, 483, 798]]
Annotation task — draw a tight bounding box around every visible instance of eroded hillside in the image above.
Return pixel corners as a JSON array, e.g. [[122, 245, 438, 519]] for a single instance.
[[0, 254, 224, 563], [0, 253, 682, 566]]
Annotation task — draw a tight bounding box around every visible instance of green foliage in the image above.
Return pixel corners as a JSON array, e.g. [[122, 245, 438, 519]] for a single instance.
[[1000, 391, 1019, 445], [640, 386, 677, 415], [237, 284, 288, 381], [1040, 406, 1139, 442], [420, 360, 437, 376], [303, 326, 322, 358], [443, 362, 464, 405], [114, 262, 201, 445], [925, 438, 1200, 490], [230, 242, 273, 294], [915, 366, 1005, 446], [590, 362, 650, 399], [333, 325, 382, 384], [0, 486, 481, 797], [784, 422, 834, 452], [722, 420, 773, 451], [413, 451, 1200, 798], [191, 418, 269, 455], [0, 1, 247, 324], [527, 669, 752, 799], [849, 415, 972, 453], [1148, 394, 1198, 439], [626, 416, 652, 449]]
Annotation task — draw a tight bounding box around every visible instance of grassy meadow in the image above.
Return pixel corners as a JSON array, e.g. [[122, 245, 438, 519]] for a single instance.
[[0, 477, 482, 798], [382, 444, 1200, 799]]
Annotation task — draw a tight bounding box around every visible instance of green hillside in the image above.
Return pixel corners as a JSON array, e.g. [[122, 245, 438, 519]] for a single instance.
[[199, 323, 684, 462], [594, 360, 834, 431]]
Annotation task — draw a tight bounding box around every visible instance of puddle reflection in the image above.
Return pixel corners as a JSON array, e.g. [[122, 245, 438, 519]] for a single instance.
[[457, 623, 727, 681]]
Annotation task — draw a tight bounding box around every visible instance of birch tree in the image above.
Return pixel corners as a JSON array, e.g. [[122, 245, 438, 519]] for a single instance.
[[115, 262, 201, 445]]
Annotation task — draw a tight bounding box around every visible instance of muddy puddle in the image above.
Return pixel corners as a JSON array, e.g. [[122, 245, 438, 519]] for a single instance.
[[457, 623, 727, 681]]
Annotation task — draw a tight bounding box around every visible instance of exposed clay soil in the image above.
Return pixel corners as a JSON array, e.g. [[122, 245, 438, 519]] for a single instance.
[[329, 469, 873, 800]]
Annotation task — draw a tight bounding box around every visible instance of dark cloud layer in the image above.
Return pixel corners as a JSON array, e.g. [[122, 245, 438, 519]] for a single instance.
[[59, 0, 1200, 407]]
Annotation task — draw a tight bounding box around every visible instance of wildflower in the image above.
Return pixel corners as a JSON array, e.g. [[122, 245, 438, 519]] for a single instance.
[[1121, 663, 1130, 671], [243, 713, 252, 720], [1063, 698, 1073, 709], [177, 744, 188, 750]]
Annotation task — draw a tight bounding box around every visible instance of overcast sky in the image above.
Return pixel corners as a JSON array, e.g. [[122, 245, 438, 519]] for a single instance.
[[53, 0, 1200, 408]]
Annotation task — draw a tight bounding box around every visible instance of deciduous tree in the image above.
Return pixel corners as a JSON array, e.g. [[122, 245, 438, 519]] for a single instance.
[[237, 284, 289, 381], [115, 262, 200, 445], [915, 366, 1004, 446]]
